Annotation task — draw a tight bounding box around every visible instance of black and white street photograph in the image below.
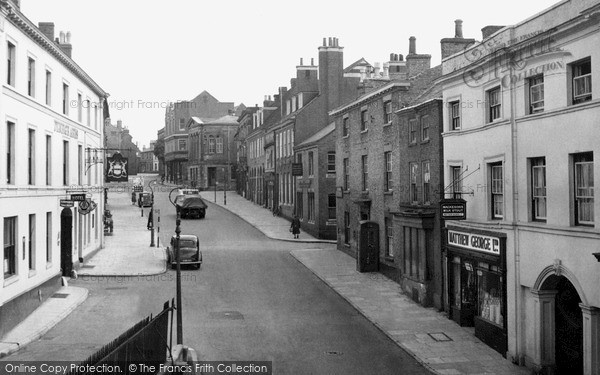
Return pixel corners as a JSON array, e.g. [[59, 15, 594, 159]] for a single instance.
[[1, 0, 599, 374]]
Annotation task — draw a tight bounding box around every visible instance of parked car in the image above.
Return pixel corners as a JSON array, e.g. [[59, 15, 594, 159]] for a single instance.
[[138, 192, 153, 207], [178, 196, 207, 219], [103, 210, 113, 233], [166, 234, 202, 269]]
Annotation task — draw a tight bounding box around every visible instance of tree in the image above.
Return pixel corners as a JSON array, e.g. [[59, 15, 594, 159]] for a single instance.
[[153, 138, 165, 162]]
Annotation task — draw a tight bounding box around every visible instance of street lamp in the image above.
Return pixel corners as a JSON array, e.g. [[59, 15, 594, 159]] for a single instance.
[[148, 180, 156, 247], [168, 186, 184, 345]]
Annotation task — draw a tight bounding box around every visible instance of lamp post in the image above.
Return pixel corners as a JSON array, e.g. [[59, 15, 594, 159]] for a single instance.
[[148, 180, 156, 247], [168, 187, 183, 344]]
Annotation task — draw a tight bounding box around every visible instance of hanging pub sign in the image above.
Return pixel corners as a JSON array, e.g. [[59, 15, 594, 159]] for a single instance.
[[440, 198, 467, 220], [291, 163, 303, 176], [78, 199, 97, 215], [106, 152, 128, 182]]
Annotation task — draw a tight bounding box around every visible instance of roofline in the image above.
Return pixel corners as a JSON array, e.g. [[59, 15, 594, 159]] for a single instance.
[[395, 97, 442, 113], [1, 1, 108, 97], [329, 81, 409, 116]]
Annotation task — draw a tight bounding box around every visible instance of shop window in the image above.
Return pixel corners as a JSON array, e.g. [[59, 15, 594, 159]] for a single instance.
[[573, 152, 594, 225], [451, 257, 461, 309], [477, 263, 504, 327], [530, 157, 546, 221]]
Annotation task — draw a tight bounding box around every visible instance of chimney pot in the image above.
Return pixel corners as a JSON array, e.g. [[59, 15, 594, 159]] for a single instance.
[[323, 37, 326, 46], [66, 31, 72, 43], [300, 57, 303, 65], [390, 53, 394, 61], [455, 19, 463, 38], [328, 37, 333, 46], [398, 54, 404, 61], [59, 31, 65, 44], [409, 36, 416, 54], [311, 57, 314, 65]]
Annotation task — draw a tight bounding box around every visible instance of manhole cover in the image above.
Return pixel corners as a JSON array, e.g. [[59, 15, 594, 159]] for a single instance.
[[325, 351, 343, 356], [428, 332, 452, 342], [80, 265, 95, 269], [209, 311, 244, 320], [51, 293, 69, 299]]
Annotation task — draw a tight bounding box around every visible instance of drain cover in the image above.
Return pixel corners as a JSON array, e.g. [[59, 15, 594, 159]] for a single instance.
[[428, 332, 452, 342], [209, 311, 244, 320], [325, 351, 343, 356], [51, 293, 69, 299]]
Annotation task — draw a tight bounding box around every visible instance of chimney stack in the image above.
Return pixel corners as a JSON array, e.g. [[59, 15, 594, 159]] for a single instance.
[[388, 52, 407, 79], [455, 19, 463, 38], [57, 30, 73, 58], [440, 20, 476, 59], [406, 37, 431, 78], [481, 25, 505, 40], [318, 36, 344, 110], [38, 22, 55, 41], [409, 36, 417, 55]]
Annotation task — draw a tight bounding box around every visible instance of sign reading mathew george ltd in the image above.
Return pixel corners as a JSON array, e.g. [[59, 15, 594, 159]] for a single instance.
[[448, 230, 500, 256]]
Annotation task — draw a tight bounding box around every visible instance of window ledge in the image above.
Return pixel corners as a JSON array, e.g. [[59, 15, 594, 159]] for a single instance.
[[46, 262, 53, 269], [384, 191, 394, 196], [421, 139, 430, 144], [343, 135, 349, 139], [28, 269, 37, 278], [3, 275, 19, 287], [384, 256, 394, 262], [383, 122, 392, 127], [360, 129, 368, 134]]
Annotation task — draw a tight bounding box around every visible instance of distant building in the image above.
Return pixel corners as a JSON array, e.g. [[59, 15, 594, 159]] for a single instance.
[[140, 141, 159, 173], [163, 91, 234, 184], [0, 1, 108, 337], [104, 120, 140, 175], [187, 115, 238, 190], [157, 127, 165, 176]]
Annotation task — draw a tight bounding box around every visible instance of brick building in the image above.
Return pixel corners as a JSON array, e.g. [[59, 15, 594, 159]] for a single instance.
[[332, 36, 443, 305]]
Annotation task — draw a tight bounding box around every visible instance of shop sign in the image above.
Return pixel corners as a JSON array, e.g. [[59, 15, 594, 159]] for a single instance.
[[298, 179, 311, 188], [54, 122, 79, 139], [59, 199, 74, 207], [448, 229, 500, 256], [441, 199, 466, 220], [70, 193, 86, 201], [292, 163, 303, 176]]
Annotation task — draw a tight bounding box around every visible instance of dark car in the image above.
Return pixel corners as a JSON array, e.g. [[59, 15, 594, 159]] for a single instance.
[[166, 234, 202, 269], [138, 192, 153, 207], [177, 196, 207, 219]]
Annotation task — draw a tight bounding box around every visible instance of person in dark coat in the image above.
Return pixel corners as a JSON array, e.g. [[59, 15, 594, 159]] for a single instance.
[[290, 216, 301, 239]]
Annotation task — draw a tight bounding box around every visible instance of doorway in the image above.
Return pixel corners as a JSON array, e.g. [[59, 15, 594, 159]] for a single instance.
[[60, 208, 73, 277], [554, 277, 583, 374], [208, 167, 216, 187]]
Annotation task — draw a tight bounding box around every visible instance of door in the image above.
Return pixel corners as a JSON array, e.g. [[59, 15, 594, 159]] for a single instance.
[[208, 167, 216, 187], [555, 277, 583, 374], [357, 221, 379, 272], [60, 208, 73, 277]]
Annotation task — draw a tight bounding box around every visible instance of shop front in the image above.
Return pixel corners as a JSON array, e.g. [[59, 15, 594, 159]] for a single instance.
[[445, 226, 507, 356]]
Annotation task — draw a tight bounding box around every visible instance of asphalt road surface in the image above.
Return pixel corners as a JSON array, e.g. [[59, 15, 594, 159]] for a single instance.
[[4, 185, 430, 375]]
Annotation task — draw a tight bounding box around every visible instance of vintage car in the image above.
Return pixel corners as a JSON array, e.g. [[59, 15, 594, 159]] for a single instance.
[[177, 196, 207, 219], [138, 192, 153, 207], [103, 210, 113, 233], [166, 234, 202, 269]]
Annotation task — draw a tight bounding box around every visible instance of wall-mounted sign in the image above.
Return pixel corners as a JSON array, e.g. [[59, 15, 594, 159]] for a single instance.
[[79, 199, 97, 215], [60, 199, 74, 207], [106, 152, 128, 182], [441, 199, 467, 220], [292, 163, 303, 176], [70, 194, 86, 201], [54, 122, 79, 139], [448, 229, 500, 256], [298, 180, 311, 189]]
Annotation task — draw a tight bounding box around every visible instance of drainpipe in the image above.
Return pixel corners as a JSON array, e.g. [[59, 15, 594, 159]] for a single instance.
[[509, 42, 523, 364]]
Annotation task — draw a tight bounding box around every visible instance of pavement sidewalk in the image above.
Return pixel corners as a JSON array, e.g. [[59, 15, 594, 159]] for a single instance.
[[78, 190, 166, 276], [290, 248, 527, 375], [0, 286, 88, 358], [199, 191, 336, 244]]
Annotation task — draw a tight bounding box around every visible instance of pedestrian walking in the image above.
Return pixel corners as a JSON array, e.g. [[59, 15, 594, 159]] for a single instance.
[[290, 215, 301, 239]]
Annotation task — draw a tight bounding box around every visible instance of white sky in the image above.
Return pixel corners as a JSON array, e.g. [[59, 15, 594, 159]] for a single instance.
[[22, 0, 559, 149]]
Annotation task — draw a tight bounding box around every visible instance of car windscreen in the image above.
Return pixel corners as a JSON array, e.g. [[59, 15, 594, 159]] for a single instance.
[[178, 240, 197, 248]]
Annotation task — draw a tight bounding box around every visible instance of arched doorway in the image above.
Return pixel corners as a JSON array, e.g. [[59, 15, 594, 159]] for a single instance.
[[541, 275, 583, 374], [60, 207, 73, 277]]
